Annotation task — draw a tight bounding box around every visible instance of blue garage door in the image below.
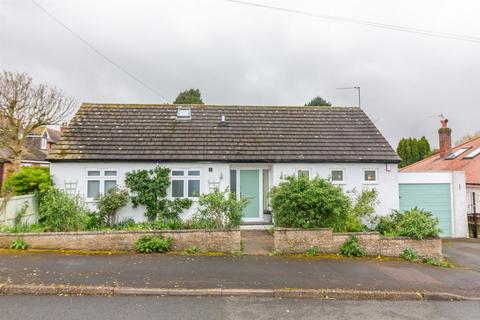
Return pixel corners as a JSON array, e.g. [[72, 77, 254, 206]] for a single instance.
[[399, 183, 452, 237]]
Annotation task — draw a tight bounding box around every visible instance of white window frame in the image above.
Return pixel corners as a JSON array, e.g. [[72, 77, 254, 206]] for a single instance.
[[362, 168, 378, 184], [295, 168, 312, 179], [171, 168, 201, 199], [86, 169, 118, 201], [330, 169, 346, 184], [41, 138, 47, 150]]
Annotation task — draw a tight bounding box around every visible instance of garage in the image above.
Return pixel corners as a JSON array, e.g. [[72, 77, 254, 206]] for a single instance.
[[398, 171, 468, 238], [399, 183, 452, 237]]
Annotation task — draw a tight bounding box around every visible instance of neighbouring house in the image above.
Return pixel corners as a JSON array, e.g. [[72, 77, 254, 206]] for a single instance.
[[48, 103, 401, 223], [27, 126, 63, 153], [0, 126, 62, 190], [401, 119, 472, 238]]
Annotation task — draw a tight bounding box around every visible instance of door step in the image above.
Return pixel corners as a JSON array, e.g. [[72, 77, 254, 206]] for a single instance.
[[241, 230, 274, 255]]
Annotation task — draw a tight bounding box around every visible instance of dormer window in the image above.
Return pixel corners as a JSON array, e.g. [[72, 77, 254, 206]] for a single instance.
[[41, 138, 47, 150], [176, 107, 191, 120]]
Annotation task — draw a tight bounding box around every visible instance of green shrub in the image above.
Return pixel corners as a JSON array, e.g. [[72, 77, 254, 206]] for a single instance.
[[125, 166, 192, 221], [375, 210, 403, 236], [306, 246, 320, 256], [2, 166, 52, 196], [376, 208, 440, 240], [191, 188, 247, 229], [184, 245, 198, 255], [340, 236, 365, 257], [396, 208, 441, 240], [400, 247, 419, 261], [149, 218, 184, 230], [96, 187, 129, 225], [37, 189, 90, 232], [84, 212, 105, 230], [0, 223, 45, 233], [271, 176, 350, 230], [345, 189, 379, 232], [10, 239, 28, 250], [135, 235, 173, 253]]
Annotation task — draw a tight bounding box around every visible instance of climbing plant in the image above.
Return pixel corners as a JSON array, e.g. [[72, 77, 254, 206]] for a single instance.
[[124, 166, 192, 221]]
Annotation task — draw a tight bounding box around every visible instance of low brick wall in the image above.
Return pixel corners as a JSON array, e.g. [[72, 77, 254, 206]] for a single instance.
[[0, 229, 241, 253], [274, 228, 442, 258]]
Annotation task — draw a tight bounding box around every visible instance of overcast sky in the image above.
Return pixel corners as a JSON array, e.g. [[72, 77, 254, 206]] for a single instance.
[[1, 0, 479, 148]]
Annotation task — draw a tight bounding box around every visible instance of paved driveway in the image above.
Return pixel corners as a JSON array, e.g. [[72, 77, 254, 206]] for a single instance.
[[443, 239, 480, 271]]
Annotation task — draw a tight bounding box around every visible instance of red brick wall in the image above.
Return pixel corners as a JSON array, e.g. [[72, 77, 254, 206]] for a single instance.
[[0, 162, 16, 191]]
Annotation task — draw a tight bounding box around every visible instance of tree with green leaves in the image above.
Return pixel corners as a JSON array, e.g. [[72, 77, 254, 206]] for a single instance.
[[173, 88, 204, 104], [396, 136, 432, 168], [305, 96, 331, 106]]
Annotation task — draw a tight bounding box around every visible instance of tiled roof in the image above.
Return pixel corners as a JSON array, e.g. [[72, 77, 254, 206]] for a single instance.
[[402, 136, 480, 185], [48, 103, 400, 163], [0, 143, 48, 163], [45, 127, 61, 143]]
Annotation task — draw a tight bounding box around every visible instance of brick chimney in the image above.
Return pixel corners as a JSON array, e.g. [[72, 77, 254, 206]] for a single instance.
[[438, 119, 452, 158]]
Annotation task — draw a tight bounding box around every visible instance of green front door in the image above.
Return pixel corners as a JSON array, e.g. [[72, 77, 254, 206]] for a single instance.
[[240, 170, 260, 219]]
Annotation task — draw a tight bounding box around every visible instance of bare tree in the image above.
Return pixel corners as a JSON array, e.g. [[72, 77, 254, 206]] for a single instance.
[[0, 71, 76, 167]]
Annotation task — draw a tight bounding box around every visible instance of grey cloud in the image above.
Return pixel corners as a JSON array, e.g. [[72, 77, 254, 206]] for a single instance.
[[1, 0, 479, 148]]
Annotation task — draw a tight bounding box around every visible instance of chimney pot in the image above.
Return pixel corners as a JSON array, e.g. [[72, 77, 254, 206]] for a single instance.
[[438, 119, 452, 158]]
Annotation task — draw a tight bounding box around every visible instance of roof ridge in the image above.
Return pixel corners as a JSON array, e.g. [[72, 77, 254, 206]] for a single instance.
[[453, 135, 480, 149], [80, 103, 360, 110]]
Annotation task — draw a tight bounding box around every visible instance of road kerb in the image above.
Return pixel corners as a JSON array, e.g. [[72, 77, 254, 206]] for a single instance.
[[114, 287, 169, 296], [222, 288, 274, 297], [274, 288, 423, 300], [1, 283, 479, 301]]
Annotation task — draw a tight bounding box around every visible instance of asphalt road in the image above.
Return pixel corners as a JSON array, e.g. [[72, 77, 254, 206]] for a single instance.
[[1, 252, 480, 297], [0, 295, 479, 320]]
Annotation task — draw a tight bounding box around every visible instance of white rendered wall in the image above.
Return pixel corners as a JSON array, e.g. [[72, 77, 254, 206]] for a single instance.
[[51, 161, 400, 222], [452, 171, 468, 238], [51, 162, 230, 222], [271, 162, 399, 217]]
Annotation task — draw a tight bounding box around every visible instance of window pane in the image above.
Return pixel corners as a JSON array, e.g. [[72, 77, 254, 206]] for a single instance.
[[331, 170, 344, 182], [87, 180, 100, 198], [364, 170, 377, 182], [88, 170, 100, 176], [230, 170, 237, 194], [172, 170, 184, 176], [105, 170, 117, 176], [298, 170, 309, 179], [188, 170, 200, 176], [188, 180, 200, 197], [172, 180, 184, 197], [104, 180, 117, 194]]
